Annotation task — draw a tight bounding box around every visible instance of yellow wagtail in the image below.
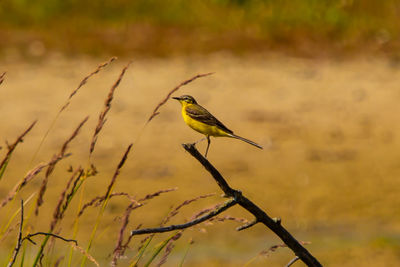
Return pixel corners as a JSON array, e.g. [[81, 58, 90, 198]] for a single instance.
[[172, 95, 263, 157]]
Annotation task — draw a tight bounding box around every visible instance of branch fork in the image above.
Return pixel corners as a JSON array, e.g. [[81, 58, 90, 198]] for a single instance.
[[130, 143, 322, 267]]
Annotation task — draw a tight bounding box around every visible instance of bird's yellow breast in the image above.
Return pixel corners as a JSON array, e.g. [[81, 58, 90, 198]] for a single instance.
[[181, 105, 231, 137]]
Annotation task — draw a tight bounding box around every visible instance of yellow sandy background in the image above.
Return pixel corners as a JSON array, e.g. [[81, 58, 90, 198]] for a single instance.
[[1, 54, 400, 266]]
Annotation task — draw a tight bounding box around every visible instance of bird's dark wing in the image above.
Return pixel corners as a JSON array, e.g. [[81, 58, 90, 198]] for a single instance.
[[185, 105, 233, 134]]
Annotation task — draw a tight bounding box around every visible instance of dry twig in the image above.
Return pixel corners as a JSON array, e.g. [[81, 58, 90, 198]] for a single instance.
[[23, 232, 77, 246], [131, 199, 236, 236], [182, 143, 321, 267]]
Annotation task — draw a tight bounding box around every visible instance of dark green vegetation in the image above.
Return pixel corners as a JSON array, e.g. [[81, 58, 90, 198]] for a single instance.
[[1, 0, 400, 57]]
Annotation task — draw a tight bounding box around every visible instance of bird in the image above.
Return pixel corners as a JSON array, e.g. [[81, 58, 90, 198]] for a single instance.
[[172, 95, 263, 157]]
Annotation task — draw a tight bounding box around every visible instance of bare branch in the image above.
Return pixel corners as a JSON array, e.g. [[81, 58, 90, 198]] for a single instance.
[[131, 199, 236, 236], [7, 215, 77, 267], [22, 232, 77, 246], [182, 143, 322, 267]]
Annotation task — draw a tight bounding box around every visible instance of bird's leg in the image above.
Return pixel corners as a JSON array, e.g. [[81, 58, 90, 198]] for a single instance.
[[204, 136, 211, 158], [192, 137, 207, 146]]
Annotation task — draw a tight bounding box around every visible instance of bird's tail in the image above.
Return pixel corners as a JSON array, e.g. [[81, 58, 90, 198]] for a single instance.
[[229, 134, 263, 149]]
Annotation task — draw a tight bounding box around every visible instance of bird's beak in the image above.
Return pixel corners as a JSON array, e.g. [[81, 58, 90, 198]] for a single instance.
[[172, 97, 180, 101]]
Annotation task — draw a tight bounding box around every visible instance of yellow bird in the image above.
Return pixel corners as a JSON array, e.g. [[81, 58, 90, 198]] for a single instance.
[[172, 95, 263, 157]]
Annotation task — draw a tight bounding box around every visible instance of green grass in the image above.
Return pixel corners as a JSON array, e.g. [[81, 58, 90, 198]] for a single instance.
[[0, 0, 399, 56]]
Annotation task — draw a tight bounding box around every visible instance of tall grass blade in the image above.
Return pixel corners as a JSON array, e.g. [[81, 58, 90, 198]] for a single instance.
[[179, 239, 193, 267], [0, 157, 10, 181], [0, 193, 35, 239], [130, 235, 153, 267], [144, 233, 177, 267]]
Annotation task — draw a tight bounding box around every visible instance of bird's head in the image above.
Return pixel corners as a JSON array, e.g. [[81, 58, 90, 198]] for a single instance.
[[172, 95, 198, 106]]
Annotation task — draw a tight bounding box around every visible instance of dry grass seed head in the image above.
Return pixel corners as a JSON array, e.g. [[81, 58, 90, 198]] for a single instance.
[[72, 243, 100, 267], [259, 241, 311, 258], [78, 192, 138, 217], [1, 159, 62, 208], [51, 167, 84, 230], [0, 71, 6, 85], [60, 57, 117, 112], [138, 188, 178, 202], [35, 117, 89, 216], [147, 72, 214, 123], [103, 143, 133, 200], [135, 193, 215, 251], [111, 201, 141, 266], [0, 120, 37, 172], [189, 202, 223, 221], [89, 62, 131, 156], [53, 256, 64, 267], [119, 188, 178, 254], [61, 169, 84, 213], [112, 188, 179, 261], [156, 232, 183, 267], [209, 215, 249, 224], [161, 193, 215, 226]]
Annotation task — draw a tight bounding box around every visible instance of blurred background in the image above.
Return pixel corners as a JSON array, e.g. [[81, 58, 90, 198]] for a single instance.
[[1, 0, 400, 58], [1, 1, 400, 266]]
